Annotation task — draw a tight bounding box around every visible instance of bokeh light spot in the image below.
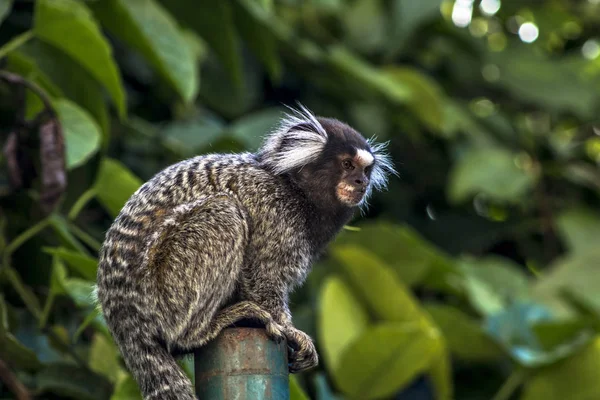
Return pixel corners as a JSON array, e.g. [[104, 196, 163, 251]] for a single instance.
[[518, 22, 539, 43]]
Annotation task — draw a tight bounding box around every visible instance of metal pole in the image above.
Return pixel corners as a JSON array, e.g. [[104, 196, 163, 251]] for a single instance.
[[194, 327, 290, 400]]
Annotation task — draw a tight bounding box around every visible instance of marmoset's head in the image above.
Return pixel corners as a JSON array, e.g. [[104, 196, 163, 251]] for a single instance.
[[258, 105, 396, 209]]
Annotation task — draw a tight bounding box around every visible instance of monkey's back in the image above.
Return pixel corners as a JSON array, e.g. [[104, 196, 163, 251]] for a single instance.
[[96, 153, 311, 323]]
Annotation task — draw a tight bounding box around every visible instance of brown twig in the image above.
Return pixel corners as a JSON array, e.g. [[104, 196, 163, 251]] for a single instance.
[[0, 359, 31, 400], [0, 71, 55, 116]]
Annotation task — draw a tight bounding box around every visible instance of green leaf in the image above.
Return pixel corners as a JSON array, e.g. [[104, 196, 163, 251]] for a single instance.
[[0, 30, 33, 59], [228, 107, 285, 151], [341, 0, 387, 54], [424, 304, 503, 361], [555, 207, 600, 254], [335, 322, 442, 399], [94, 158, 142, 218], [532, 248, 600, 315], [447, 147, 539, 204], [428, 347, 453, 400], [334, 222, 458, 288], [0, 0, 13, 27], [460, 256, 531, 316], [48, 214, 90, 255], [290, 375, 310, 400], [91, 0, 199, 103], [43, 247, 98, 281], [63, 278, 96, 309], [331, 245, 421, 322], [488, 46, 597, 120], [161, 114, 226, 157], [318, 276, 369, 372], [111, 374, 142, 400], [54, 98, 102, 169], [0, 295, 42, 371], [234, 0, 282, 82], [36, 362, 113, 400], [327, 46, 410, 104], [33, 0, 126, 117], [89, 333, 125, 384], [521, 336, 600, 400], [159, 0, 243, 87], [387, 0, 442, 57], [15, 39, 110, 137], [383, 66, 446, 132]]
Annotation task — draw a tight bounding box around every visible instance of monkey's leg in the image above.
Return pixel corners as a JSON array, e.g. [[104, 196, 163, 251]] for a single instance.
[[173, 301, 286, 351], [238, 279, 318, 373], [148, 194, 251, 355]]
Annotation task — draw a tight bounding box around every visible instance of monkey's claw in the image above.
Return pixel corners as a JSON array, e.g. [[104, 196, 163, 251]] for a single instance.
[[284, 327, 319, 373], [265, 321, 286, 344]]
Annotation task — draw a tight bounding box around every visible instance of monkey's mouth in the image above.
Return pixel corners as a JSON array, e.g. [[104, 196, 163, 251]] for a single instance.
[[337, 187, 364, 205]]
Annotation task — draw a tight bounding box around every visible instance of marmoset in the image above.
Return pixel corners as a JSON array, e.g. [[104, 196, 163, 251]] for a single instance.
[[95, 106, 395, 400]]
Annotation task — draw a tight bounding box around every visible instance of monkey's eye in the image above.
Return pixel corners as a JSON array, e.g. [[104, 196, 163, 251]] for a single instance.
[[342, 160, 354, 170]]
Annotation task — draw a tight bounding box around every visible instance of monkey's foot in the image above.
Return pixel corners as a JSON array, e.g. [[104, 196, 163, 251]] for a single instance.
[[284, 327, 319, 373], [265, 320, 286, 344]]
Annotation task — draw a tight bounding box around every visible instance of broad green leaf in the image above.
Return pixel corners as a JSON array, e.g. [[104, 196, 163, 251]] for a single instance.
[[532, 248, 600, 315], [555, 207, 600, 254], [234, 0, 282, 82], [94, 158, 143, 218], [0, 0, 13, 27], [460, 256, 531, 316], [331, 245, 421, 322], [162, 114, 225, 157], [54, 98, 102, 169], [0, 295, 42, 371], [290, 375, 310, 400], [43, 247, 98, 281], [91, 0, 199, 103], [159, 0, 243, 87], [89, 333, 125, 384], [228, 107, 285, 151], [334, 222, 457, 288], [447, 147, 539, 204], [318, 276, 369, 372], [36, 362, 113, 400], [387, 0, 442, 57], [335, 323, 442, 399], [532, 319, 595, 351], [63, 278, 96, 309], [521, 336, 600, 400], [16, 39, 110, 137], [341, 0, 387, 54], [424, 303, 503, 361], [488, 45, 596, 120], [328, 46, 410, 104], [383, 66, 446, 132], [111, 374, 142, 400], [33, 0, 126, 116]]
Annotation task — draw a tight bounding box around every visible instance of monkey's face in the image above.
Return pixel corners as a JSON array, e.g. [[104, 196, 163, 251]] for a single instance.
[[335, 149, 373, 207]]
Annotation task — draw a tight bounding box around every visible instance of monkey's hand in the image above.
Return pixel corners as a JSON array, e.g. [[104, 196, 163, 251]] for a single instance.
[[284, 326, 318, 373]]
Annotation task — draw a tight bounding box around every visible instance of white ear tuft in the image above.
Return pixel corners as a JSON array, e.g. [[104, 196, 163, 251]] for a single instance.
[[258, 103, 328, 175]]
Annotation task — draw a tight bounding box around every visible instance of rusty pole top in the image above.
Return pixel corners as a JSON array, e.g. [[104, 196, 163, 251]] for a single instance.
[[194, 327, 290, 400]]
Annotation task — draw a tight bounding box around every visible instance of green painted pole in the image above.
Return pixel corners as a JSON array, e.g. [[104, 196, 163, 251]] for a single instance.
[[194, 327, 290, 400]]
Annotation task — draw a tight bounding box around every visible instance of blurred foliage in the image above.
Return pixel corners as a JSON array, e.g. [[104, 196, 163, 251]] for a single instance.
[[1, 0, 600, 399]]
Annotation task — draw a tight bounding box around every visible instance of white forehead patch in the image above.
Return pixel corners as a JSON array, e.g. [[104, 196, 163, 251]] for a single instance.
[[355, 148, 374, 167]]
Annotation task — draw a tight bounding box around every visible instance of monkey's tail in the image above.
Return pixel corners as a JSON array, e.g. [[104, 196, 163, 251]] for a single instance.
[[110, 316, 196, 400]]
